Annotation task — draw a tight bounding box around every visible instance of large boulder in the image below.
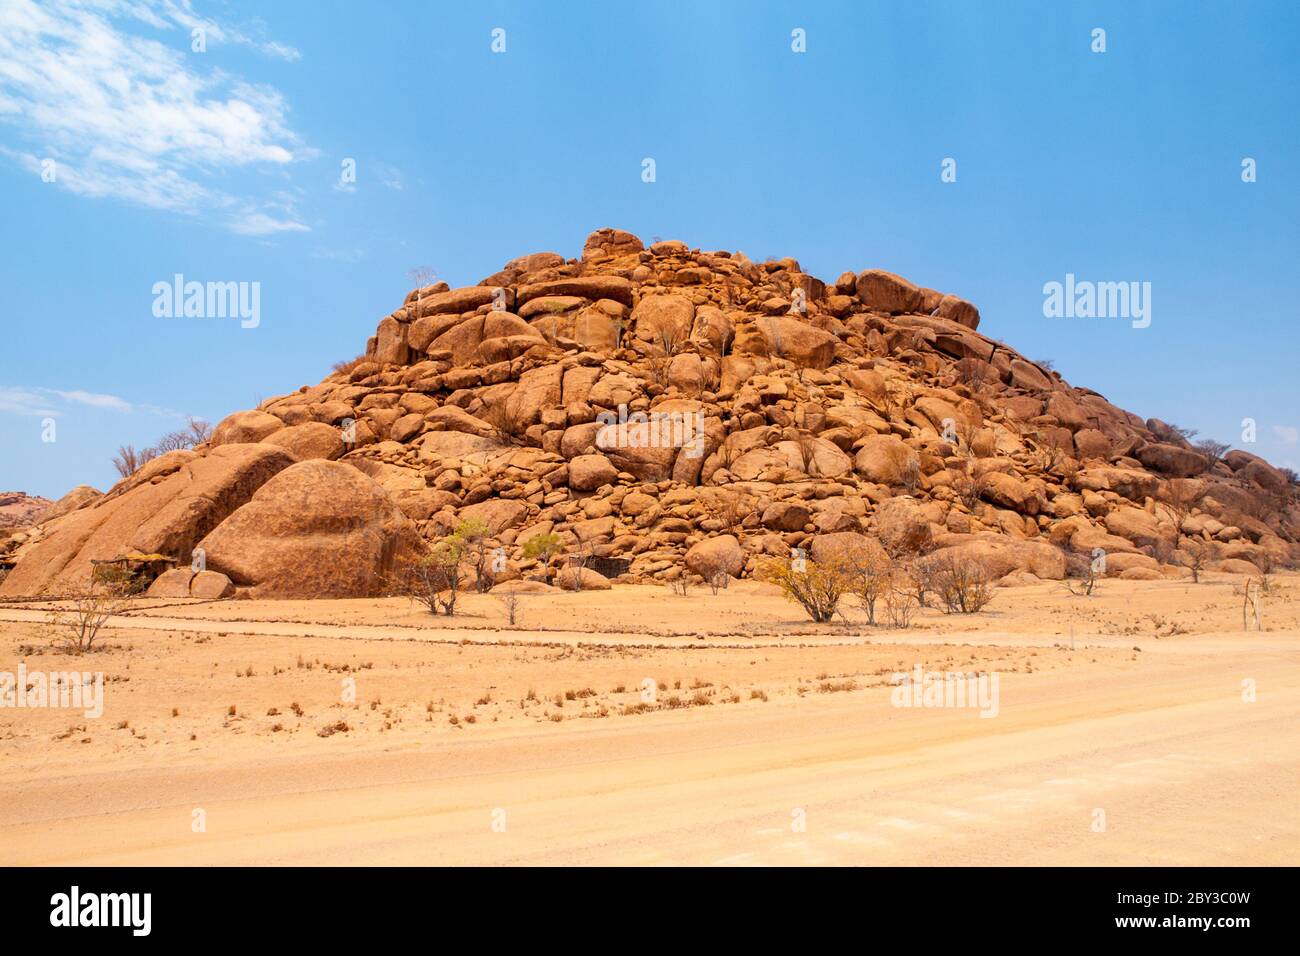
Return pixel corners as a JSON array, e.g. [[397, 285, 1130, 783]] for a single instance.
[[211, 409, 284, 446], [195, 460, 423, 599], [1136, 442, 1206, 478], [0, 444, 296, 597], [751, 315, 838, 368], [582, 228, 644, 261], [935, 294, 980, 330], [854, 435, 919, 485], [569, 454, 619, 491], [262, 422, 345, 461], [932, 535, 1067, 580], [856, 270, 925, 313], [632, 293, 696, 348], [684, 535, 745, 578]]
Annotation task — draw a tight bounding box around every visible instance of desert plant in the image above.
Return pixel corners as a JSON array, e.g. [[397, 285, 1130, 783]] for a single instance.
[[522, 531, 562, 583], [496, 590, 523, 626], [1194, 439, 1230, 472], [930, 554, 995, 614], [761, 554, 853, 623], [111, 444, 157, 478], [564, 538, 595, 591], [848, 550, 892, 625], [332, 354, 368, 376], [883, 586, 917, 628], [1064, 547, 1103, 596], [407, 537, 466, 615], [953, 471, 984, 511], [450, 517, 493, 592], [45, 565, 134, 652], [1183, 538, 1217, 583], [482, 400, 527, 445], [793, 430, 821, 477], [906, 554, 945, 608]]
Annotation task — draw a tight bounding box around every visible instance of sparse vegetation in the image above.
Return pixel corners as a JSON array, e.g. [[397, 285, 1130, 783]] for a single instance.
[[761, 554, 852, 623], [111, 418, 212, 478], [44, 566, 134, 653]]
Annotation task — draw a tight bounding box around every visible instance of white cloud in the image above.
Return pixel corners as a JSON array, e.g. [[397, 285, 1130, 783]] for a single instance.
[[51, 389, 135, 412], [0, 386, 179, 418], [1272, 425, 1299, 445], [378, 163, 403, 191], [0, 0, 310, 234], [312, 246, 367, 263]]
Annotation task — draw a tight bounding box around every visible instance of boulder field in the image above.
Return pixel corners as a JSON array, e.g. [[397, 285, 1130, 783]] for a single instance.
[[2, 228, 1296, 599]]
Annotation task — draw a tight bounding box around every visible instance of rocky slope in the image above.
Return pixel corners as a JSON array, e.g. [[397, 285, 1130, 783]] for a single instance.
[[3, 228, 1296, 599]]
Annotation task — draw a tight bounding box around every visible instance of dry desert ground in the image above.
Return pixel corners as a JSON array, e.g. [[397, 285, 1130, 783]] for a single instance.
[[0, 573, 1296, 866]]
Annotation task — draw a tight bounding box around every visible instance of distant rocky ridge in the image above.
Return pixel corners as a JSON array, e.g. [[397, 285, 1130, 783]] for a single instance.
[[0, 491, 52, 529], [2, 228, 1295, 599]]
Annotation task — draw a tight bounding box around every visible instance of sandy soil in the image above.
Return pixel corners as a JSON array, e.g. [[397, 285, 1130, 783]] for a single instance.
[[0, 573, 1295, 866]]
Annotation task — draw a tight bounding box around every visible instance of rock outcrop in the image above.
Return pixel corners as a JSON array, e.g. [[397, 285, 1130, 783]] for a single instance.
[[3, 228, 1296, 597]]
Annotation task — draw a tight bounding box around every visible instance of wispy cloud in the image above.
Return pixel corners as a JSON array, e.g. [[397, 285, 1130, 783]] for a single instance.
[[312, 246, 367, 263], [1272, 425, 1299, 445], [0, 0, 311, 235], [0, 386, 180, 418]]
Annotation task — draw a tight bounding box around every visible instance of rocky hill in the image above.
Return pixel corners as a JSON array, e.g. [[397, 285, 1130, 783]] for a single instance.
[[0, 492, 52, 529], [3, 228, 1296, 599]]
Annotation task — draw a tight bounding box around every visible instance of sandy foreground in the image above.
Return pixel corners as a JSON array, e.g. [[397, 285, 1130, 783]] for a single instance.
[[0, 574, 1296, 866]]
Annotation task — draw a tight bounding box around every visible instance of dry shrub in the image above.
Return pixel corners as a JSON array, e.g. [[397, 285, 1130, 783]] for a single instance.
[[496, 591, 523, 626], [848, 550, 892, 625], [793, 430, 821, 477], [45, 565, 135, 652], [883, 587, 917, 628], [952, 471, 985, 511], [482, 400, 527, 444], [760, 554, 853, 623], [704, 489, 753, 531], [404, 539, 463, 615], [929, 553, 995, 614], [1064, 547, 1102, 596], [332, 354, 368, 375]]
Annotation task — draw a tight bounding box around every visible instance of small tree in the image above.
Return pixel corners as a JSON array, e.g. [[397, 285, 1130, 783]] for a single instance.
[[451, 518, 493, 592], [407, 266, 439, 317], [883, 585, 917, 628], [497, 590, 523, 627], [408, 537, 466, 615], [761, 554, 852, 623], [522, 532, 563, 584], [1183, 538, 1216, 584], [112, 444, 157, 478], [848, 550, 892, 625], [46, 566, 134, 652], [1064, 547, 1103, 596], [1194, 439, 1230, 473], [930, 554, 995, 614]]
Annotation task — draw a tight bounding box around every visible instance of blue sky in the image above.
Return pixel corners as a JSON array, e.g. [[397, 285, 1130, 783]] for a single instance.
[[1, 0, 1297, 498]]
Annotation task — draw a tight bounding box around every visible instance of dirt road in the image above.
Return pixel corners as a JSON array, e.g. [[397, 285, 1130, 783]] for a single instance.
[[2, 627, 1293, 865]]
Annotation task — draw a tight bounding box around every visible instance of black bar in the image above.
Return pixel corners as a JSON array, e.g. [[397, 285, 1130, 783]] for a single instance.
[[0, 867, 1288, 942]]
